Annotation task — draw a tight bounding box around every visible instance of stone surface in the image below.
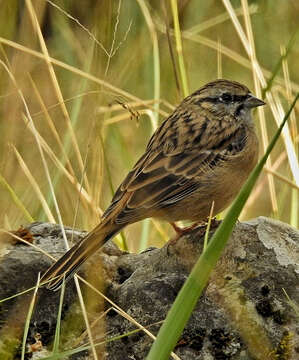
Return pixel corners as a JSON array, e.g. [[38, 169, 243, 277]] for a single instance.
[[0, 217, 298, 359]]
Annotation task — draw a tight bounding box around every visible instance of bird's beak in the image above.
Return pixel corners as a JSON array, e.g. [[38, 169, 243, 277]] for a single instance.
[[245, 94, 266, 108]]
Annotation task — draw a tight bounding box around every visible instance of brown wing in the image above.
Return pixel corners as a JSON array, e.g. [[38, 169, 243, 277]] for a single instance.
[[107, 150, 226, 224], [103, 105, 246, 224]]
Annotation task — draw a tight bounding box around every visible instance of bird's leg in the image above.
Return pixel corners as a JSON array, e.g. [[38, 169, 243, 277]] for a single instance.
[[169, 222, 205, 246], [166, 219, 221, 255], [170, 222, 203, 238], [166, 222, 204, 255], [169, 218, 220, 243]]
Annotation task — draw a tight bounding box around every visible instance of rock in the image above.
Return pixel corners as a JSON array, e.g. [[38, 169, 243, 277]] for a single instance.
[[0, 217, 298, 359]]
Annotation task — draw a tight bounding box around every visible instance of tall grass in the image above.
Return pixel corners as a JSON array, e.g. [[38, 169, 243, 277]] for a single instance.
[[0, 1, 298, 359]]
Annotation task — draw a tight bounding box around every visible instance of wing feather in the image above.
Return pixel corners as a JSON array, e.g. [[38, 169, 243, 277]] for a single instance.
[[103, 109, 247, 224]]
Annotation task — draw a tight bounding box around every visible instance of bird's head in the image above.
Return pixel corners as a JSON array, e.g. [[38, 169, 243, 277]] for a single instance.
[[189, 79, 265, 123]]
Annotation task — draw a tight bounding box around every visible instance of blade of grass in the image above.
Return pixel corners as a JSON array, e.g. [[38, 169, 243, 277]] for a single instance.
[[100, 127, 128, 251], [241, 0, 278, 216], [153, 20, 299, 94], [273, 94, 299, 186], [136, 0, 160, 123], [104, 0, 122, 76], [151, 218, 169, 243], [282, 288, 299, 318], [170, 0, 189, 97], [264, 167, 299, 191], [146, 94, 298, 360], [39, 329, 143, 360], [203, 201, 214, 251], [139, 218, 150, 252], [71, 137, 92, 241], [223, 0, 299, 190], [28, 74, 76, 178], [101, 121, 135, 251], [77, 275, 180, 360], [12, 145, 56, 223], [217, 38, 222, 79], [21, 273, 40, 360], [72, 274, 98, 360], [0, 285, 37, 304], [187, 4, 258, 35], [0, 60, 67, 238], [0, 229, 56, 261], [262, 30, 298, 98], [162, 1, 181, 95], [136, 0, 161, 250], [72, 307, 112, 348], [46, 0, 109, 57], [0, 38, 170, 118], [1, 57, 99, 360], [52, 279, 66, 353], [38, 323, 168, 360], [49, 21, 96, 227], [25, 0, 91, 195], [19, 129, 98, 215], [281, 45, 298, 227], [0, 173, 34, 223], [248, 149, 291, 208]]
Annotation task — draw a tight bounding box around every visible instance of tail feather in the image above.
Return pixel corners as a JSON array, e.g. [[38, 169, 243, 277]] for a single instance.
[[42, 223, 121, 291]]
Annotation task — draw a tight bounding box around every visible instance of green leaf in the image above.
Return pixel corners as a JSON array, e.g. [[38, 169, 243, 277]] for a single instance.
[[52, 278, 66, 353]]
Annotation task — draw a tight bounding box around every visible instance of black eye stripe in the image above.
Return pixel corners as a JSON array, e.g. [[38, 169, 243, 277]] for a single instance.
[[220, 94, 248, 103], [232, 95, 248, 102], [221, 93, 232, 102], [195, 94, 248, 105]]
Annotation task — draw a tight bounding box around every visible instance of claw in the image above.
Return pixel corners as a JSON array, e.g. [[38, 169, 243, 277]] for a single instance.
[[170, 222, 203, 237], [167, 218, 220, 251]]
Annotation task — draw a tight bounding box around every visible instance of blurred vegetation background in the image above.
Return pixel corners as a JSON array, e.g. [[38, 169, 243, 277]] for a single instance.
[[0, 0, 298, 252]]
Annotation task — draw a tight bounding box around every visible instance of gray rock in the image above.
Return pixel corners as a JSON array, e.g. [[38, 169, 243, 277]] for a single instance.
[[0, 217, 298, 359]]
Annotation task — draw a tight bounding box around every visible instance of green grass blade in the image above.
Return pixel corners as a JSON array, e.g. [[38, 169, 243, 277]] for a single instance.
[[146, 94, 299, 360], [99, 132, 128, 251], [137, 0, 161, 252], [21, 274, 40, 360], [0, 173, 34, 223], [38, 327, 142, 360], [139, 218, 150, 252], [170, 0, 189, 97], [0, 286, 35, 303], [262, 29, 298, 98], [52, 278, 66, 353]]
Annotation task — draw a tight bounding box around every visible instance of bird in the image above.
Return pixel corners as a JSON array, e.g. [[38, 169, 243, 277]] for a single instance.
[[42, 79, 265, 290]]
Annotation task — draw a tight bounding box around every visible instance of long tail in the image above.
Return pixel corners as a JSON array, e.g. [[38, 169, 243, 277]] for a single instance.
[[42, 221, 122, 291]]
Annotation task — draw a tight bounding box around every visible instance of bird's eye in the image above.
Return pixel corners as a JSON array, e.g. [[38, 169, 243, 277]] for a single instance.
[[220, 93, 232, 103]]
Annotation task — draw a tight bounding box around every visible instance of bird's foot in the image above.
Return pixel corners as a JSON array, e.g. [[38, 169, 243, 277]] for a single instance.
[[170, 222, 204, 238], [166, 222, 203, 255], [167, 218, 220, 249]]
